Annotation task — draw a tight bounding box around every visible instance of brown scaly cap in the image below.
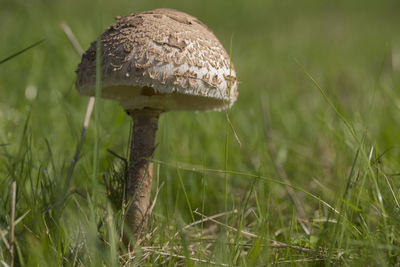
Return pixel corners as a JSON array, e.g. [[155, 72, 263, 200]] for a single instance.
[[75, 8, 238, 111]]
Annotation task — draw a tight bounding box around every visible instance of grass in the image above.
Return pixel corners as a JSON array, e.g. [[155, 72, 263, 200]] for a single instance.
[[1, 0, 400, 265]]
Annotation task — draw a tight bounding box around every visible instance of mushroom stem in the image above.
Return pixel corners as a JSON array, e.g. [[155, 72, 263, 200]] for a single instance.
[[126, 109, 160, 237]]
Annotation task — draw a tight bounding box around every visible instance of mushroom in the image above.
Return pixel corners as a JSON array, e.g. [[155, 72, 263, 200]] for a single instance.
[[75, 8, 238, 237]]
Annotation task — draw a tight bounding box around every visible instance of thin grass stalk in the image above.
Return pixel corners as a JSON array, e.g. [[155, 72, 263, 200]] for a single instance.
[[0, 40, 44, 65], [10, 181, 16, 267]]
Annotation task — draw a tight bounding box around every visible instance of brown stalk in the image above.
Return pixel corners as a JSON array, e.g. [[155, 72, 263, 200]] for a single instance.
[[125, 109, 160, 238]]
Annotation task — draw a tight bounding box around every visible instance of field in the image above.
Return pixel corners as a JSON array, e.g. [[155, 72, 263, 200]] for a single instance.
[[1, 0, 400, 266]]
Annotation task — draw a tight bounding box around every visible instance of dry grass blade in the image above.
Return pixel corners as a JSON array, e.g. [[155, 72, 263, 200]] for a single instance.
[[193, 210, 257, 238], [147, 182, 164, 217], [10, 181, 16, 267], [142, 248, 232, 267], [0, 229, 10, 251], [162, 209, 238, 250], [149, 210, 239, 263], [60, 21, 84, 56], [60, 21, 96, 188], [193, 210, 312, 253], [274, 257, 326, 264], [270, 240, 312, 253], [185, 209, 238, 232], [193, 239, 313, 253], [225, 112, 242, 147]]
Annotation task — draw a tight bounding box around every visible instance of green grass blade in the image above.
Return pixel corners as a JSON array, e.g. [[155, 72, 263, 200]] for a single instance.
[[176, 166, 195, 222], [0, 39, 44, 65], [294, 58, 356, 139]]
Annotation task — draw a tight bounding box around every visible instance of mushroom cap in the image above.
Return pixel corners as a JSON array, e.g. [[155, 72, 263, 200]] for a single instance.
[[75, 8, 238, 111]]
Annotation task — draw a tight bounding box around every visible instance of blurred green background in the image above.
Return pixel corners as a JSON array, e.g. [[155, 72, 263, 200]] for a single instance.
[[1, 0, 400, 265]]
